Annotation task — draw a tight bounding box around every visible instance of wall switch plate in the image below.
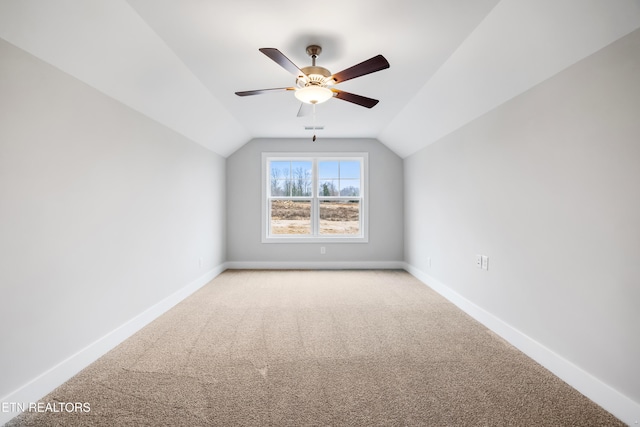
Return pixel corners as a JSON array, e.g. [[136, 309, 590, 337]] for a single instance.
[[476, 255, 482, 268], [481, 256, 489, 270], [320, 247, 326, 255]]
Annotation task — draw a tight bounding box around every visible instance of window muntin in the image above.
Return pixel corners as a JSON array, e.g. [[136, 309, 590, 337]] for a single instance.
[[263, 153, 367, 242]]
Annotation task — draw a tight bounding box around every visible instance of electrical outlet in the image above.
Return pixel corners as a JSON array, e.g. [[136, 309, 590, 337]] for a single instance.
[[476, 255, 482, 268], [320, 247, 326, 255], [481, 256, 489, 271]]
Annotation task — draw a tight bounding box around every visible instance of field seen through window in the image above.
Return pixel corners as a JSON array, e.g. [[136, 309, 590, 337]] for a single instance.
[[270, 200, 360, 235]]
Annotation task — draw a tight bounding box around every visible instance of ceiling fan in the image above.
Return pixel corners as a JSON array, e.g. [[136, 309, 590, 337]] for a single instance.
[[235, 45, 390, 116]]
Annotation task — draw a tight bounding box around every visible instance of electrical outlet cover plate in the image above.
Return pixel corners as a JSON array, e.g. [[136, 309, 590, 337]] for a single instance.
[[476, 255, 482, 268], [481, 256, 489, 270]]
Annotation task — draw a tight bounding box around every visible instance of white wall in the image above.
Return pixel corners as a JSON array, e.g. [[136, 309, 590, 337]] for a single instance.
[[226, 138, 403, 267], [404, 29, 640, 421], [0, 38, 227, 412]]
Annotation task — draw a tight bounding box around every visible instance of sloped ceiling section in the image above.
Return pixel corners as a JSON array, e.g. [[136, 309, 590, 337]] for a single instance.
[[379, 0, 640, 157], [1, 0, 639, 158], [0, 0, 250, 157]]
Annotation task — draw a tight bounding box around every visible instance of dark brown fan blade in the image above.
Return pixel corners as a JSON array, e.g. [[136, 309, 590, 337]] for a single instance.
[[329, 55, 390, 84], [235, 87, 295, 96], [331, 89, 379, 108], [259, 48, 307, 79], [297, 103, 313, 117]]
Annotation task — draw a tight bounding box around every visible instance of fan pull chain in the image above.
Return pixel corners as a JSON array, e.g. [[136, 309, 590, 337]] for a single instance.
[[312, 103, 317, 142]]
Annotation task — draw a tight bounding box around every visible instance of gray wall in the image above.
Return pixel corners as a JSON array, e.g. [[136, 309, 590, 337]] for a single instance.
[[404, 29, 640, 405], [226, 138, 403, 265], [0, 39, 227, 399]]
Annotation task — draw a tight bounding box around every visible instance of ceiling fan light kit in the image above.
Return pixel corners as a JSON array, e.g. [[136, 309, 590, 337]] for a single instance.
[[294, 86, 333, 104], [235, 44, 389, 111]]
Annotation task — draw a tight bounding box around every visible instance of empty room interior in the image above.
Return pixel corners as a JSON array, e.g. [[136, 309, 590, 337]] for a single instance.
[[1, 1, 639, 425]]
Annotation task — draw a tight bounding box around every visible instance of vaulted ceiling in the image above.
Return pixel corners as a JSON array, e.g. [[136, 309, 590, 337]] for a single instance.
[[1, 0, 639, 158]]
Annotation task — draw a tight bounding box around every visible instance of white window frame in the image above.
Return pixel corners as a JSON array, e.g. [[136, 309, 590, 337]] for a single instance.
[[262, 152, 369, 243]]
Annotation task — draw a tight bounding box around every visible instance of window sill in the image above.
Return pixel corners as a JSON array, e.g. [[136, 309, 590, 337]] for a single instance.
[[262, 236, 368, 244]]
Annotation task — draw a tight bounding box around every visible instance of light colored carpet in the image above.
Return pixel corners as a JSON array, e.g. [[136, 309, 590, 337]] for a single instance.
[[8, 270, 623, 426]]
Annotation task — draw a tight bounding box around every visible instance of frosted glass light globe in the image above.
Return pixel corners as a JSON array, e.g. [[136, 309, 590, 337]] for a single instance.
[[295, 86, 333, 104]]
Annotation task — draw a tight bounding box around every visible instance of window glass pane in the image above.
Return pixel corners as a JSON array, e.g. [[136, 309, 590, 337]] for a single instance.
[[270, 179, 285, 196], [290, 160, 312, 173], [318, 161, 339, 179], [279, 179, 296, 197], [270, 161, 290, 178], [339, 179, 360, 196], [319, 179, 339, 197], [290, 161, 312, 196], [270, 200, 311, 234], [339, 161, 361, 179], [319, 200, 360, 235]]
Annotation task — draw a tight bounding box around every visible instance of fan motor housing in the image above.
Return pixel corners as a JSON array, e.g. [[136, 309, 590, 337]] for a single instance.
[[300, 67, 331, 86], [298, 66, 331, 88], [301, 66, 331, 78]]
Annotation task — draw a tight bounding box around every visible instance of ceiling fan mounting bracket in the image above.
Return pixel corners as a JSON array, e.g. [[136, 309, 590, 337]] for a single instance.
[[306, 45, 322, 58]]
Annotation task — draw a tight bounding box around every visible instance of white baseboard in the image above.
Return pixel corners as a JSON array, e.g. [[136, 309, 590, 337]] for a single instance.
[[225, 260, 405, 270], [0, 264, 227, 426], [403, 263, 640, 426]]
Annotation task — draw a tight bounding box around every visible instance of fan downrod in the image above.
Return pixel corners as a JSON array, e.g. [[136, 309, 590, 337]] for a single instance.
[[300, 45, 331, 81]]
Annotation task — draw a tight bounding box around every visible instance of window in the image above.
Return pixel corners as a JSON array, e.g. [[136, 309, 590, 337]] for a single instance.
[[262, 153, 368, 243]]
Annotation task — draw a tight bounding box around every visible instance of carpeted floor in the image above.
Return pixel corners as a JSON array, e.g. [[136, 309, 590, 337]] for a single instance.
[[8, 270, 623, 426]]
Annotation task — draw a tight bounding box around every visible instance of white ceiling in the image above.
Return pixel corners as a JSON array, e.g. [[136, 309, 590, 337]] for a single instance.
[[1, 0, 639, 158]]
